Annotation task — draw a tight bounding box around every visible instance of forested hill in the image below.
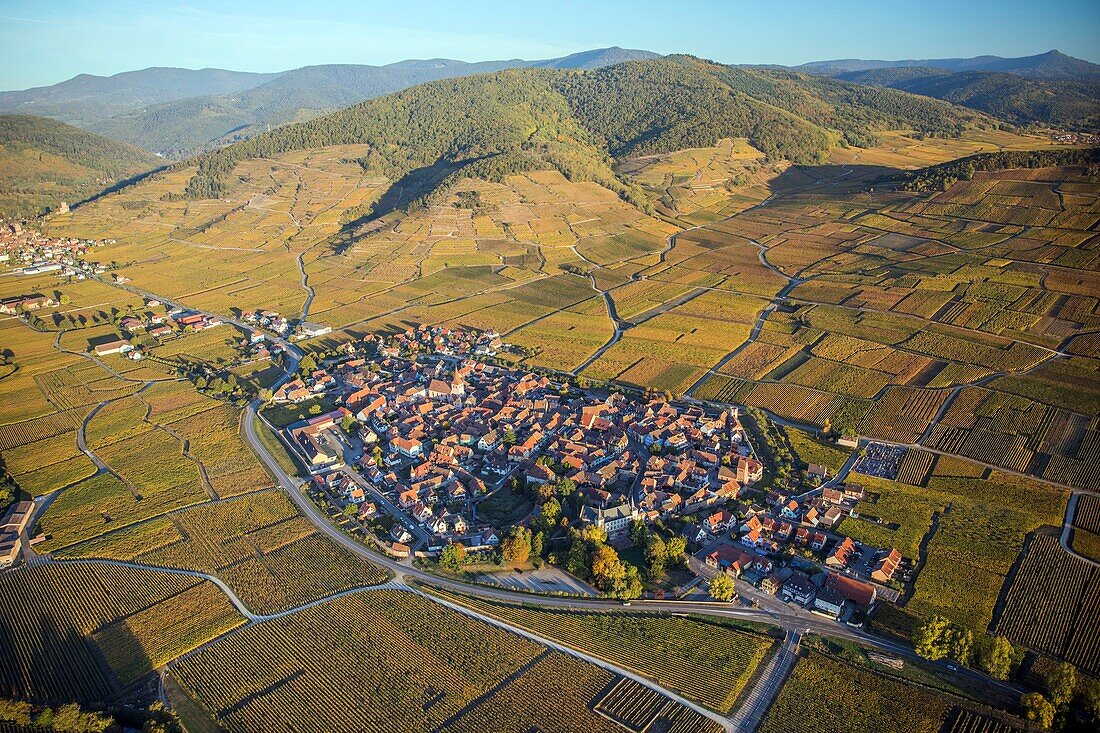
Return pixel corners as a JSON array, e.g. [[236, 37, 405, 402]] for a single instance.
[[836, 68, 1100, 130], [181, 56, 986, 202], [0, 115, 161, 218]]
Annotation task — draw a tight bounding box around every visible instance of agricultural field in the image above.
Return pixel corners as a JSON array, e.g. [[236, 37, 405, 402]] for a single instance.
[[424, 586, 775, 713], [994, 533, 1100, 675], [58, 490, 390, 614], [924, 387, 1100, 489], [1071, 494, 1100, 562], [170, 589, 712, 733], [839, 458, 1067, 636], [760, 650, 953, 733], [0, 562, 245, 704]]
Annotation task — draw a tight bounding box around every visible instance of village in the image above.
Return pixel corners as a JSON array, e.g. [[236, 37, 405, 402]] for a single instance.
[[271, 324, 907, 623]]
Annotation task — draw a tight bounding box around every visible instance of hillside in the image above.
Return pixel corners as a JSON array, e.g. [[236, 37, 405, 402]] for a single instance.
[[797, 49, 1100, 81], [0, 67, 280, 128], [837, 67, 1100, 130], [0, 114, 161, 218], [6, 48, 659, 158], [180, 56, 986, 204]]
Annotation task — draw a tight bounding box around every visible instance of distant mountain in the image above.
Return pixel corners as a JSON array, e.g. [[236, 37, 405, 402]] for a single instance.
[[176, 56, 985, 208], [0, 115, 160, 218], [837, 67, 1100, 130], [798, 50, 1100, 81], [0, 68, 280, 129], [0, 48, 660, 158]]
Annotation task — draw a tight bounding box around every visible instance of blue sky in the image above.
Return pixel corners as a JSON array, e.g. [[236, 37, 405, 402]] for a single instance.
[[2, 0, 1097, 89]]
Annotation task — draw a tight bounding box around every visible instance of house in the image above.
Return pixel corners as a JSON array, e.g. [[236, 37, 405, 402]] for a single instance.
[[705, 509, 735, 535], [810, 531, 828, 551], [780, 500, 801, 520], [871, 548, 902, 583], [706, 545, 755, 576], [838, 436, 859, 449], [782, 572, 817, 606], [813, 585, 845, 618], [826, 536, 858, 568], [822, 488, 844, 504], [392, 437, 423, 458], [681, 523, 709, 547], [119, 316, 145, 332], [827, 572, 877, 608], [0, 501, 34, 568], [92, 338, 128, 356], [760, 573, 783, 595], [806, 463, 829, 481], [300, 321, 332, 338]]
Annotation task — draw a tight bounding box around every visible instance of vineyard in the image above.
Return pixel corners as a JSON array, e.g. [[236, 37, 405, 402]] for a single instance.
[[896, 449, 936, 486], [759, 651, 952, 733], [170, 589, 656, 733], [923, 388, 1100, 489], [1074, 494, 1100, 533], [943, 709, 1024, 733], [424, 586, 775, 713], [592, 677, 723, 733], [0, 562, 242, 704], [994, 533, 1100, 675], [62, 491, 391, 614], [859, 386, 949, 444]]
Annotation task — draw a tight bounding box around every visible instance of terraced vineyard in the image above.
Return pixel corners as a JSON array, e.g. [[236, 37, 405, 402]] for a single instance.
[[0, 562, 245, 703], [425, 586, 775, 713], [994, 533, 1100, 675]]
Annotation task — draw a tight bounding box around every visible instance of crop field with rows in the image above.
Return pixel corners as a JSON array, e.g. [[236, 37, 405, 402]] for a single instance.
[[424, 586, 775, 713], [0, 562, 243, 704], [994, 533, 1100, 675], [171, 589, 706, 733], [592, 677, 724, 733], [760, 651, 952, 733], [61, 490, 390, 614], [943, 709, 1025, 733]]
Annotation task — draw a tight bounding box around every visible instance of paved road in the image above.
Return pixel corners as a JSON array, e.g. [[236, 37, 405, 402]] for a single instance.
[[1061, 491, 1100, 569]]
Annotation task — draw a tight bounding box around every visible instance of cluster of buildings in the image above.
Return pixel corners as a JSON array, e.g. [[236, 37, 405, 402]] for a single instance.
[[0, 293, 58, 315], [0, 501, 34, 567], [243, 309, 292, 337], [280, 325, 766, 554], [0, 220, 113, 278]]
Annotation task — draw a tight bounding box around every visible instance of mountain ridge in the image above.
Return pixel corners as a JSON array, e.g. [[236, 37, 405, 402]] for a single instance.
[[796, 49, 1100, 80]]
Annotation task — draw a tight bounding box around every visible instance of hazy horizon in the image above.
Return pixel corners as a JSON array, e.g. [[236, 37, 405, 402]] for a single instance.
[[1, 0, 1097, 89]]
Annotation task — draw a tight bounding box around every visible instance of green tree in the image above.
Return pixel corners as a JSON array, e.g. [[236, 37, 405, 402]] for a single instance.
[[1045, 661, 1077, 708], [50, 704, 114, 732], [531, 531, 545, 559], [630, 519, 648, 546], [500, 526, 532, 564], [645, 534, 667, 580], [709, 573, 735, 602], [914, 615, 953, 661], [439, 542, 467, 570], [1021, 692, 1055, 729], [299, 354, 317, 373], [564, 535, 589, 578], [976, 636, 1015, 681], [540, 497, 561, 527], [665, 536, 687, 568]]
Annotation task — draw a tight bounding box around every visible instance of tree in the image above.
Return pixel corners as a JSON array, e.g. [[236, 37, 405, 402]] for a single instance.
[[531, 531, 545, 559], [439, 542, 467, 570], [503, 428, 517, 446], [976, 635, 1015, 681], [590, 544, 626, 592], [914, 615, 953, 661], [1021, 692, 1055, 729], [50, 704, 114, 732], [1078, 676, 1100, 718], [914, 615, 971, 664], [645, 534, 667, 580], [564, 536, 589, 578], [299, 354, 317, 373], [666, 536, 687, 568], [540, 497, 561, 527], [1044, 661, 1077, 708], [500, 526, 532, 564], [709, 573, 735, 602], [630, 519, 648, 546]]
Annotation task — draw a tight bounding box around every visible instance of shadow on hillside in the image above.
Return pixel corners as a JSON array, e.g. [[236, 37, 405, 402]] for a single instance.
[[764, 163, 903, 200]]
